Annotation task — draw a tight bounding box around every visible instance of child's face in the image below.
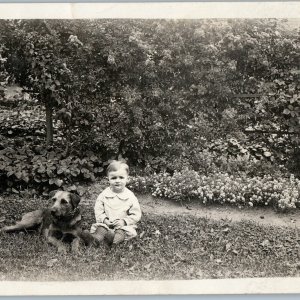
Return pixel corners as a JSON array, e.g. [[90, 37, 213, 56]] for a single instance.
[[108, 168, 128, 193]]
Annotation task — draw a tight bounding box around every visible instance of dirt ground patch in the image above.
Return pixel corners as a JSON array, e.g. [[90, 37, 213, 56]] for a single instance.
[[138, 194, 300, 229]]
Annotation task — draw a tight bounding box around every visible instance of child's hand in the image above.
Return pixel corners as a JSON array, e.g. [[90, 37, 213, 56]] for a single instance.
[[112, 219, 126, 228], [104, 218, 113, 228]]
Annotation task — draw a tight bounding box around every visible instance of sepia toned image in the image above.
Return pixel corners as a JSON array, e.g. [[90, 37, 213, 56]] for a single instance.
[[0, 2, 300, 295]]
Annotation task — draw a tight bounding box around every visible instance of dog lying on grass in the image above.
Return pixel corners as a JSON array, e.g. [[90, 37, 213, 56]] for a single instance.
[[1, 190, 94, 254]]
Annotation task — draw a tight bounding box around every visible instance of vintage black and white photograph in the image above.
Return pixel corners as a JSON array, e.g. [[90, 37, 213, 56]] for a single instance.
[[0, 2, 300, 295]]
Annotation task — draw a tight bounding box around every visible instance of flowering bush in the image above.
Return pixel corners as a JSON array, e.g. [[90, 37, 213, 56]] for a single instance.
[[127, 175, 154, 194], [128, 170, 300, 211]]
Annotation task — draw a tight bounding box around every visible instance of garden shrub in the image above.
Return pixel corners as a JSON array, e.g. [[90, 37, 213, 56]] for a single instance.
[[185, 147, 287, 178], [0, 142, 104, 194], [0, 19, 299, 201], [214, 154, 287, 178], [0, 107, 46, 137], [1, 19, 299, 176], [127, 175, 155, 194], [128, 170, 300, 211]]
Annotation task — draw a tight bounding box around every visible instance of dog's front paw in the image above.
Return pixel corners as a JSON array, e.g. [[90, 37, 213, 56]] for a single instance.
[[71, 238, 82, 254], [71, 245, 80, 254], [72, 247, 82, 255], [57, 246, 68, 255]]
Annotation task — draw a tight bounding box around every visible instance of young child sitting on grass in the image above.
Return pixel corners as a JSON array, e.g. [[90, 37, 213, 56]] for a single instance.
[[90, 160, 142, 247]]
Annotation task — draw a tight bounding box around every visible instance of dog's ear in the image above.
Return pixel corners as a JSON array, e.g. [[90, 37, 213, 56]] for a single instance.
[[69, 192, 81, 208], [49, 190, 57, 199]]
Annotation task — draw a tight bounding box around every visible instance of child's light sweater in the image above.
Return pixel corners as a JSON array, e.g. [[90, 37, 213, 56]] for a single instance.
[[90, 187, 142, 238]]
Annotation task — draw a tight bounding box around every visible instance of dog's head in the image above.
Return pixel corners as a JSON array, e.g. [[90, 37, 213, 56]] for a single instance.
[[49, 190, 81, 218]]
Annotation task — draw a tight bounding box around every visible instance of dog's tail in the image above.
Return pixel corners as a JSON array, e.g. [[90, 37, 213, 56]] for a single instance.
[[2, 210, 44, 233]]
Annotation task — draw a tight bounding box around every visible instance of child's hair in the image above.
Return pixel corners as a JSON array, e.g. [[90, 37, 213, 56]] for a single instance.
[[106, 160, 129, 175]]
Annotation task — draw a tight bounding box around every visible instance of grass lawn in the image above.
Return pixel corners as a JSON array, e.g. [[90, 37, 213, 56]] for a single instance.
[[0, 194, 300, 280]]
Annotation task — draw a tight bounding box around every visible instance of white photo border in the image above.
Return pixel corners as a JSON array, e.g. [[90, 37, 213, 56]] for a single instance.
[[0, 1, 300, 295]]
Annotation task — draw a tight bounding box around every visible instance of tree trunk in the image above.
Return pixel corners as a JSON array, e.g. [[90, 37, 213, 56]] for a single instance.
[[45, 99, 53, 145]]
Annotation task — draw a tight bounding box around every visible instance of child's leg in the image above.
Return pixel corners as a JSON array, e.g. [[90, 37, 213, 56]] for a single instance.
[[92, 226, 108, 245], [112, 229, 126, 245], [104, 229, 115, 245]]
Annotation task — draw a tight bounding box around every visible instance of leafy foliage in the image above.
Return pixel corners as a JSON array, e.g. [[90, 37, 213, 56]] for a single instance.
[[0, 20, 297, 150], [0, 142, 103, 194], [0, 19, 299, 190], [0, 106, 45, 137]]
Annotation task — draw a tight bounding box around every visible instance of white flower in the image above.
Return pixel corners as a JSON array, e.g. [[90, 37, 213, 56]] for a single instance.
[[68, 35, 83, 46], [154, 230, 161, 236]]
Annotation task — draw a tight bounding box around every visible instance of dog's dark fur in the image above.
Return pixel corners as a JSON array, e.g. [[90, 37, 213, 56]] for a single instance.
[[2, 190, 93, 253]]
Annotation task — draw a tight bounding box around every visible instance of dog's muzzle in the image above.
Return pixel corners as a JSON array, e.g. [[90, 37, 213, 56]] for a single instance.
[[50, 207, 60, 217]]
